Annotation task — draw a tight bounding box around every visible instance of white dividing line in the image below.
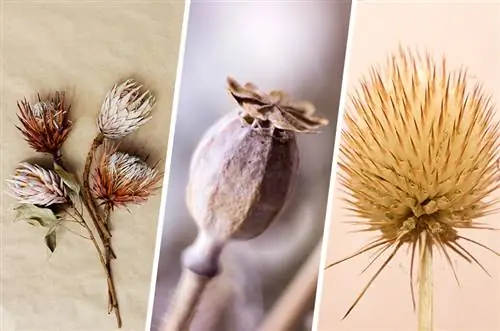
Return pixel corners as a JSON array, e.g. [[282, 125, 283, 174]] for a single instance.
[[311, 0, 359, 330], [144, 1, 192, 330]]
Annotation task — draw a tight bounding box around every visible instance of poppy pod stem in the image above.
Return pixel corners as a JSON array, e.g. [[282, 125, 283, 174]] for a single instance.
[[162, 232, 225, 331], [418, 233, 433, 331]]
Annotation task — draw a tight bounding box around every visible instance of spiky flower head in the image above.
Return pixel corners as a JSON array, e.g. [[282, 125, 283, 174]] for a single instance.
[[16, 92, 72, 156], [91, 142, 162, 209], [328, 47, 500, 317], [6, 162, 69, 206], [97, 78, 156, 140]]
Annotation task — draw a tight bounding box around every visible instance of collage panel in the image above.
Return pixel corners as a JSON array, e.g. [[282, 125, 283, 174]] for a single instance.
[[148, 1, 352, 331], [315, 2, 500, 331], [1, 1, 184, 330]]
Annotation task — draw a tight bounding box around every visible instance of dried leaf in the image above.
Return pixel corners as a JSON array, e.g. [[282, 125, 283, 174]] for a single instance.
[[54, 162, 80, 194], [14, 204, 58, 227], [44, 226, 57, 253]]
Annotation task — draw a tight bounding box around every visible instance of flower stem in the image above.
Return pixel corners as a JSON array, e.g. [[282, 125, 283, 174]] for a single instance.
[[103, 205, 119, 317], [418, 233, 433, 331], [81, 133, 111, 240], [162, 232, 223, 331], [73, 206, 122, 328]]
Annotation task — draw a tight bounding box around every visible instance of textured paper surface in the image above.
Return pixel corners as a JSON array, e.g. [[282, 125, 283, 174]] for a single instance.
[[316, 2, 500, 331], [0, 2, 184, 330]]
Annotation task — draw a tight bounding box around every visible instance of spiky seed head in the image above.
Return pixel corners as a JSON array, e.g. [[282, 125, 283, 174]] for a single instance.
[[97, 78, 156, 139], [6, 162, 69, 206], [16, 92, 72, 156], [330, 47, 500, 318], [91, 142, 162, 209]]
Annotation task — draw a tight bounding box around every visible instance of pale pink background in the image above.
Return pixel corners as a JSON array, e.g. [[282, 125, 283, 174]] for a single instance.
[[316, 2, 500, 331]]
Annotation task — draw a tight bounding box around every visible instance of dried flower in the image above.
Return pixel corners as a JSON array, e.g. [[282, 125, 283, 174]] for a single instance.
[[97, 78, 156, 140], [6, 162, 69, 206], [227, 77, 328, 133], [91, 142, 162, 209], [164, 79, 329, 331], [327, 48, 500, 319], [16, 92, 72, 156]]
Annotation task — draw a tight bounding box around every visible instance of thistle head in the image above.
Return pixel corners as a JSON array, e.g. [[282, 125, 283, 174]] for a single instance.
[[16, 92, 72, 156], [97, 78, 156, 139], [6, 162, 69, 206], [227, 77, 329, 133], [91, 142, 162, 209], [330, 47, 500, 317]]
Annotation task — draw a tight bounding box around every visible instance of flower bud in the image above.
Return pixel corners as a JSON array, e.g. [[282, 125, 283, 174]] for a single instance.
[[97, 79, 156, 139], [6, 163, 69, 206]]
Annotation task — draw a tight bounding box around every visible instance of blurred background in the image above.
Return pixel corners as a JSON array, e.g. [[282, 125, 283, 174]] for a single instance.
[[151, 1, 352, 330]]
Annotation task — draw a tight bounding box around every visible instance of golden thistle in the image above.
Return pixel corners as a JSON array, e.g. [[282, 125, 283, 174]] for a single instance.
[[327, 48, 500, 322]]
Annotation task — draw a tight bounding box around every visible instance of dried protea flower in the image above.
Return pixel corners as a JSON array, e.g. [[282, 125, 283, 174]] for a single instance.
[[327, 47, 500, 324], [97, 78, 156, 140], [6, 162, 69, 206], [91, 142, 162, 209], [16, 92, 72, 157], [163, 78, 329, 331]]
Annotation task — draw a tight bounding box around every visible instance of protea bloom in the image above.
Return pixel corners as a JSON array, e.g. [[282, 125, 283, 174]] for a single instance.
[[327, 48, 500, 322], [6, 162, 69, 206], [16, 92, 72, 157], [97, 79, 156, 140], [91, 142, 162, 209]]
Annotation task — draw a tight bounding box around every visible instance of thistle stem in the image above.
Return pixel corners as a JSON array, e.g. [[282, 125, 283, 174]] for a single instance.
[[418, 233, 433, 331], [162, 232, 224, 331], [82, 133, 111, 240], [72, 206, 122, 328]]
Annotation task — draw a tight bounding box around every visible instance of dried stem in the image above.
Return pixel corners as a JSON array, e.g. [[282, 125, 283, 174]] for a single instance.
[[162, 232, 224, 331], [82, 133, 111, 240], [72, 206, 122, 328], [103, 204, 120, 319], [418, 233, 433, 331], [162, 269, 211, 331], [257, 243, 321, 331]]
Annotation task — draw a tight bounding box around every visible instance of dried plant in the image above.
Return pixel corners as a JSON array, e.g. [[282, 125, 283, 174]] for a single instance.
[[97, 78, 156, 140], [16, 92, 72, 160], [92, 141, 162, 209], [326, 47, 500, 331], [90, 141, 161, 323], [6, 162, 119, 311], [162, 78, 328, 331], [6, 162, 69, 206], [227, 77, 328, 133]]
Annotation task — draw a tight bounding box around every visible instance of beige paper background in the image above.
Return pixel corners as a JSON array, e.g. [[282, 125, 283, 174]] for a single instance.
[[0, 2, 184, 330], [316, 2, 500, 331]]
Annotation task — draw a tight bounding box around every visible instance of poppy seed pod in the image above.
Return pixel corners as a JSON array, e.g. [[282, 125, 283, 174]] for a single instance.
[[186, 111, 299, 241]]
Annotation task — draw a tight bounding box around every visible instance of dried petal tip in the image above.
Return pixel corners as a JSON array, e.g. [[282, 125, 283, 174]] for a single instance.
[[97, 78, 156, 139], [227, 77, 329, 133], [6, 162, 69, 206], [16, 92, 72, 155], [91, 142, 162, 209]]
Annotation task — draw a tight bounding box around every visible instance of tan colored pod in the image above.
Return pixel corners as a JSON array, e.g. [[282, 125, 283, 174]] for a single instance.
[[186, 111, 299, 241]]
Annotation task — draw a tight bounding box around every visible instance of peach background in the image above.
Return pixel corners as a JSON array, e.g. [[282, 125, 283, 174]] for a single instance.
[[316, 2, 500, 331], [0, 2, 183, 330]]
